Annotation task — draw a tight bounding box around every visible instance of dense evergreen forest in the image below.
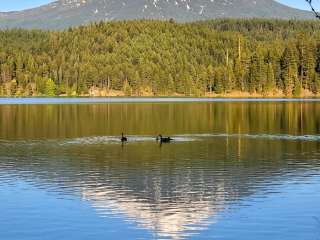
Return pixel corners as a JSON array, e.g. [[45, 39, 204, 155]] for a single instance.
[[0, 19, 320, 97]]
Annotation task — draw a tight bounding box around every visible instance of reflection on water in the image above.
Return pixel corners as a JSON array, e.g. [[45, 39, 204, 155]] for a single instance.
[[1, 102, 320, 139], [0, 102, 320, 239]]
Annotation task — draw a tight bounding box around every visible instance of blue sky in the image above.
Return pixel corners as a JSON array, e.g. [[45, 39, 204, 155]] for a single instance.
[[0, 0, 319, 12], [0, 0, 52, 11], [279, 0, 320, 10]]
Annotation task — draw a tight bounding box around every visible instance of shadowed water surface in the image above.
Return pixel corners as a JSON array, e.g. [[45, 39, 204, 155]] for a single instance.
[[0, 101, 320, 239]]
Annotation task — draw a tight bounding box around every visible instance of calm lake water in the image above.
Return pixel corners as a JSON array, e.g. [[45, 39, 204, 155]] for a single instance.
[[0, 99, 320, 239]]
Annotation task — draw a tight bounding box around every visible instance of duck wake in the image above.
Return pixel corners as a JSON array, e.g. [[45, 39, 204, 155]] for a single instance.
[[1, 133, 320, 147]]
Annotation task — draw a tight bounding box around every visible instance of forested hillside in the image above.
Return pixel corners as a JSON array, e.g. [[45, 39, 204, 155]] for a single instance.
[[0, 19, 320, 97]]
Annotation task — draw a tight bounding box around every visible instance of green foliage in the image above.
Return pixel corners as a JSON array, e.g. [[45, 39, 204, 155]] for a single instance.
[[265, 63, 275, 94], [0, 19, 320, 96], [45, 78, 56, 96], [6, 80, 18, 96], [315, 74, 320, 94], [293, 78, 302, 97]]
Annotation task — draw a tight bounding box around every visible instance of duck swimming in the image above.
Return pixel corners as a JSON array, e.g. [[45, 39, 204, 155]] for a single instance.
[[156, 134, 173, 143], [121, 133, 128, 142]]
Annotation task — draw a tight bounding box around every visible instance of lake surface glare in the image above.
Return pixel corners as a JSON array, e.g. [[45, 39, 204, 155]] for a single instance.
[[0, 99, 320, 239]]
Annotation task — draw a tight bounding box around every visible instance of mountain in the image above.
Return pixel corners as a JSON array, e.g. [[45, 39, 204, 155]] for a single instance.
[[0, 0, 314, 30]]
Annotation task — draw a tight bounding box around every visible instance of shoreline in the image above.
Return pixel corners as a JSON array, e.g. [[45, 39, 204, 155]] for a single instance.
[[1, 97, 320, 105]]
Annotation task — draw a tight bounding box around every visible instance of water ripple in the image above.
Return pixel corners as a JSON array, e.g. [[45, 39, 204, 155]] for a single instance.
[[1, 133, 320, 147]]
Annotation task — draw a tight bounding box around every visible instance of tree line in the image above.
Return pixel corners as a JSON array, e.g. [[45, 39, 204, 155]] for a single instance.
[[0, 19, 320, 96]]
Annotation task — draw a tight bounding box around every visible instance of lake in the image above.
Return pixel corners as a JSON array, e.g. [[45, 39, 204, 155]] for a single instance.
[[0, 99, 320, 240]]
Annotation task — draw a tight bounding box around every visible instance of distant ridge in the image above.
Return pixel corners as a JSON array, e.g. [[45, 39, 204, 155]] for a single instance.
[[0, 0, 314, 30]]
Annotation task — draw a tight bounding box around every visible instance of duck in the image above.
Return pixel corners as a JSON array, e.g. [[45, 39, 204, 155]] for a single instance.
[[156, 134, 173, 143], [121, 133, 128, 142]]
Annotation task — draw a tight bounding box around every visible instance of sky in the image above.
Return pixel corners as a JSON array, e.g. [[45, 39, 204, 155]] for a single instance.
[[0, 0, 319, 12]]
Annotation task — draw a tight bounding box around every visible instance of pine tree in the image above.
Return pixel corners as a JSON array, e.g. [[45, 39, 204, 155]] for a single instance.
[[293, 75, 302, 97], [123, 79, 132, 96], [234, 36, 245, 91], [281, 42, 299, 96], [132, 71, 141, 95], [248, 53, 259, 93], [44, 78, 56, 96], [298, 36, 315, 91], [214, 67, 224, 94], [207, 65, 215, 93], [265, 63, 275, 94], [167, 74, 175, 95], [14, 54, 24, 87], [315, 73, 320, 94]]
